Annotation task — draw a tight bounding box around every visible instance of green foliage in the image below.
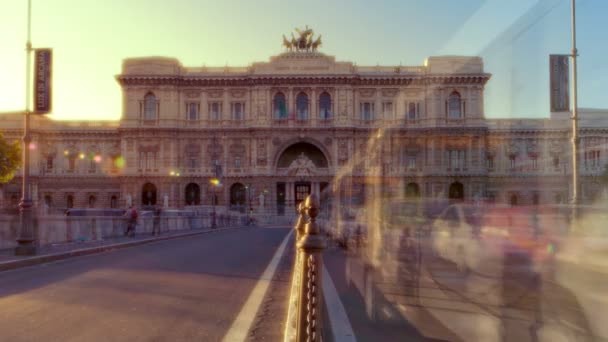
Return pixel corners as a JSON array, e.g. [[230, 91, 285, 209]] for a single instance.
[[600, 163, 608, 185], [0, 133, 21, 183]]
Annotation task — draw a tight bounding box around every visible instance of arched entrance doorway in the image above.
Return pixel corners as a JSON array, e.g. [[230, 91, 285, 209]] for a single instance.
[[405, 182, 420, 198], [141, 183, 157, 206], [276, 142, 329, 169], [185, 183, 201, 205], [275, 141, 330, 212], [230, 183, 246, 211], [448, 182, 464, 200]]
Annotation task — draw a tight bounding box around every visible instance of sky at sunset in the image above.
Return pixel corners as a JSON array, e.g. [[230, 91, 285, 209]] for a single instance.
[[0, 0, 606, 121]]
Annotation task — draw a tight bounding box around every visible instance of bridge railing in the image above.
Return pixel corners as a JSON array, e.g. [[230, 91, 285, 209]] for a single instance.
[[284, 194, 327, 342], [0, 210, 247, 250]]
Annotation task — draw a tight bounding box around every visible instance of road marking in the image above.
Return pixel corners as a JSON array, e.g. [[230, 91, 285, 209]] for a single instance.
[[323, 265, 357, 342], [222, 229, 293, 342]]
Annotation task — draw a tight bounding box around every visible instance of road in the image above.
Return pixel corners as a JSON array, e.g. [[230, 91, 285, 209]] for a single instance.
[[0, 227, 292, 342]]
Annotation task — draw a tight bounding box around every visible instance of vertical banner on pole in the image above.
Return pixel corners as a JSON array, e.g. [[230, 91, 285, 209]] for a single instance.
[[550, 54, 569, 112], [34, 48, 52, 114]]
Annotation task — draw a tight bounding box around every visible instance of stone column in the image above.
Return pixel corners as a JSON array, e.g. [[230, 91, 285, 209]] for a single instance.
[[286, 182, 294, 208], [170, 183, 175, 208]]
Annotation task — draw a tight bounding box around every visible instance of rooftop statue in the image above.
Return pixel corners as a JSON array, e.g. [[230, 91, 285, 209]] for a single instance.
[[282, 26, 322, 52]]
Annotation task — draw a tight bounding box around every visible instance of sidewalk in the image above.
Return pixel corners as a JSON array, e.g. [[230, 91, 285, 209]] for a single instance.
[[0, 226, 246, 272]]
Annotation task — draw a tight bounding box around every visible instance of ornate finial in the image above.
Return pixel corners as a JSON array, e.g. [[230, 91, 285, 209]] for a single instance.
[[295, 201, 307, 240], [282, 27, 322, 52], [304, 194, 319, 234]]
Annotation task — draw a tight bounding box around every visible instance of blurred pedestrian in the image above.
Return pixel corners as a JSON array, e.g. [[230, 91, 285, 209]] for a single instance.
[[152, 205, 161, 236], [124, 205, 138, 237]]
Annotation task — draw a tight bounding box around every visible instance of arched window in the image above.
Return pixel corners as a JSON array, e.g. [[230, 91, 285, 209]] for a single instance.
[[88, 195, 96, 208], [110, 195, 118, 209], [141, 183, 157, 206], [448, 182, 464, 200], [405, 182, 420, 198], [66, 195, 74, 209], [144, 92, 157, 120], [448, 91, 461, 119], [296, 92, 309, 120], [273, 92, 287, 119], [230, 183, 246, 210], [185, 183, 201, 205], [319, 92, 331, 119]]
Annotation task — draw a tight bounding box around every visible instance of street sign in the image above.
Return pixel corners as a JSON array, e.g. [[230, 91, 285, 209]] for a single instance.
[[550, 54, 569, 112], [34, 48, 52, 114]]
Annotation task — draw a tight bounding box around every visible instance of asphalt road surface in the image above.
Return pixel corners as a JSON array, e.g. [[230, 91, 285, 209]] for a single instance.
[[0, 227, 291, 342]]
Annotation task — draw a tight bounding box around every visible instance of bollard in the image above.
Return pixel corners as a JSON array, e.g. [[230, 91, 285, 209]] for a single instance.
[[285, 194, 326, 342]]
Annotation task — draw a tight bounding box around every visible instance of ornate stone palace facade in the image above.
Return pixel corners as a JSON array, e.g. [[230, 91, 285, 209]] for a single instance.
[[1, 43, 607, 212]]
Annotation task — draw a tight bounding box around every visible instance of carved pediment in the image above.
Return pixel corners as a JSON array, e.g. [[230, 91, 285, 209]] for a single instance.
[[230, 89, 246, 98], [381, 88, 399, 97], [286, 153, 317, 177], [527, 141, 540, 156], [184, 143, 200, 154], [359, 88, 375, 98], [229, 144, 246, 156], [184, 89, 201, 98], [207, 89, 223, 98], [549, 141, 564, 155], [505, 141, 520, 156]]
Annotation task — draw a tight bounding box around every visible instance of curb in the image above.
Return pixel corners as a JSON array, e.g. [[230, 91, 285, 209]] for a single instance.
[[0, 226, 247, 273]]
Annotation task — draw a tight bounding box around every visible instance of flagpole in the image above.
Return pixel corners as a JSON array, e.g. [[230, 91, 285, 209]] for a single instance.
[[570, 0, 579, 206]]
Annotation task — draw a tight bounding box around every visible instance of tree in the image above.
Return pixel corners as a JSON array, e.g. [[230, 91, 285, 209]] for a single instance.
[[0, 132, 20, 183]]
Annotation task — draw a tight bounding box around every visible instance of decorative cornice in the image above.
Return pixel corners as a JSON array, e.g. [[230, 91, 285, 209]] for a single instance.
[[116, 75, 490, 87]]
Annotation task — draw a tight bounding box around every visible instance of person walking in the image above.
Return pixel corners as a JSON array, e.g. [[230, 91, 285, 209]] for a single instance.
[[152, 205, 161, 236], [124, 205, 138, 237]]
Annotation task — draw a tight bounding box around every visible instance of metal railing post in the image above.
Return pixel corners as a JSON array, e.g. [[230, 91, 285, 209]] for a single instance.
[[295, 194, 326, 342]]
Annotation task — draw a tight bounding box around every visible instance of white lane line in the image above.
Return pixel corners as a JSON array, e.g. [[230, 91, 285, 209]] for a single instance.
[[222, 230, 293, 342], [323, 264, 357, 342]]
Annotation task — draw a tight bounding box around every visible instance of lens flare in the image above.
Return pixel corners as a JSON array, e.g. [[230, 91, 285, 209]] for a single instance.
[[114, 156, 125, 169]]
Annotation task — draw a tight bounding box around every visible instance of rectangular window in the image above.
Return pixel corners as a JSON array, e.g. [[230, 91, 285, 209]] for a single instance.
[[68, 157, 76, 172], [447, 150, 466, 170], [408, 102, 417, 120], [209, 102, 222, 120], [146, 152, 153, 169], [360, 102, 374, 121], [231, 102, 244, 121], [139, 152, 145, 170], [46, 156, 53, 170], [382, 102, 393, 119], [187, 102, 199, 121], [189, 158, 197, 168], [510, 156, 516, 169], [486, 156, 494, 169], [553, 156, 560, 169], [585, 150, 601, 168], [234, 156, 241, 168], [407, 156, 416, 170], [89, 159, 96, 172], [531, 156, 538, 170]]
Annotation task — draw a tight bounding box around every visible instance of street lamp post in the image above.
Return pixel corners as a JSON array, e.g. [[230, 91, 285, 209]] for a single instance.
[[570, 0, 580, 206], [15, 0, 36, 256]]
